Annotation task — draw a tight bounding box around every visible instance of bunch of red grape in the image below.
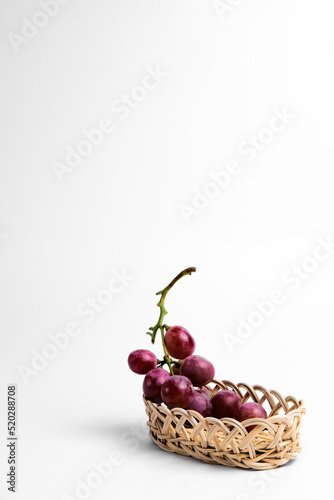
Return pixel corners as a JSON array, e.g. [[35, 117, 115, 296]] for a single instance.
[[128, 325, 267, 425], [128, 325, 214, 416], [128, 268, 267, 427]]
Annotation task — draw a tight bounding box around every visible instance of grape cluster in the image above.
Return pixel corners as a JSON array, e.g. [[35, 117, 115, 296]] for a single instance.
[[128, 326, 215, 414], [128, 327, 267, 424], [128, 268, 268, 425]]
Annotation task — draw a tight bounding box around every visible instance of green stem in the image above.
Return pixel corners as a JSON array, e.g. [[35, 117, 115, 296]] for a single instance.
[[146, 266, 196, 375]]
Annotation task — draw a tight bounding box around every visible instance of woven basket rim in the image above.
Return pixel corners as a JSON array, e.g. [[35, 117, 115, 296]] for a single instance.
[[144, 378, 305, 423]]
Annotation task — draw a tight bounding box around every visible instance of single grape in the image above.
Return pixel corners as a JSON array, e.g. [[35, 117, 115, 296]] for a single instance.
[[171, 363, 181, 375], [165, 326, 195, 359], [143, 368, 170, 403], [212, 390, 241, 419], [186, 391, 213, 417], [180, 355, 215, 387], [236, 402, 268, 430], [128, 349, 157, 375], [197, 387, 213, 400], [161, 375, 194, 409]]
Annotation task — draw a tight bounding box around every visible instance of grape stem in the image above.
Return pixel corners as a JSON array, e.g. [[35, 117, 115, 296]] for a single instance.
[[146, 266, 196, 375]]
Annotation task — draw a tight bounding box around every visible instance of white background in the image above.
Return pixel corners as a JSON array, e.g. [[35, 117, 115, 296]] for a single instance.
[[1, 0, 334, 498]]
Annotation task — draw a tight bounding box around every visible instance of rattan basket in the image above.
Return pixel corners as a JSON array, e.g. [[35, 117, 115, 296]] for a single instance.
[[144, 379, 305, 470]]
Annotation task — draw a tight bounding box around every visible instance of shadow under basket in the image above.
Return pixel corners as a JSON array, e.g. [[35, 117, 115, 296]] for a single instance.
[[144, 380, 305, 470]]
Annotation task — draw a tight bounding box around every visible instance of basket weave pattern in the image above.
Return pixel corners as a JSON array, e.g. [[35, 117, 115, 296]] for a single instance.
[[144, 379, 305, 470]]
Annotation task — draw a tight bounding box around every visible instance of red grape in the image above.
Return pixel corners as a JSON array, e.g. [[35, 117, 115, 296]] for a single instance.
[[128, 349, 157, 374], [143, 368, 170, 403], [236, 403, 267, 430], [180, 355, 215, 387], [187, 391, 212, 417], [171, 364, 181, 375], [165, 326, 195, 359], [197, 387, 213, 400], [212, 390, 241, 419], [161, 375, 194, 409]]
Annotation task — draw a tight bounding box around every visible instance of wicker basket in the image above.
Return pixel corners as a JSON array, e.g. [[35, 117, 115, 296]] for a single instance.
[[144, 379, 305, 470]]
